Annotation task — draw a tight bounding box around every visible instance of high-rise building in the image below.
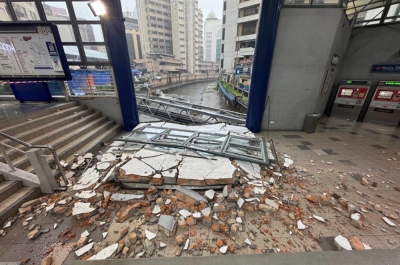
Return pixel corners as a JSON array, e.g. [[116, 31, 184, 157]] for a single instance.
[[204, 11, 222, 63], [221, 0, 261, 74], [170, 0, 204, 74], [136, 0, 173, 56], [123, 13, 142, 63], [137, 0, 204, 74]]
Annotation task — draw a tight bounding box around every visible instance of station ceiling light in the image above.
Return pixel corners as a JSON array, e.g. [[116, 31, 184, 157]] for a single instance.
[[88, 0, 107, 17]]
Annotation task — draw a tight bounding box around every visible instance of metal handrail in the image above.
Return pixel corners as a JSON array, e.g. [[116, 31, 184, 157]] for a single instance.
[[0, 131, 68, 185]]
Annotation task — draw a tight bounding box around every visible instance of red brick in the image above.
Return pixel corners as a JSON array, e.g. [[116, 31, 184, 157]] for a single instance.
[[186, 217, 195, 226]]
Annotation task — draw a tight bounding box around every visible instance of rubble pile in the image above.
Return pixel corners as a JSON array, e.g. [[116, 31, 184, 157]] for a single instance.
[[0, 123, 399, 262]]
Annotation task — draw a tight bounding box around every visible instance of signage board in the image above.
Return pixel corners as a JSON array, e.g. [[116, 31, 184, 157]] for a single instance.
[[371, 64, 400, 73], [0, 23, 71, 81]]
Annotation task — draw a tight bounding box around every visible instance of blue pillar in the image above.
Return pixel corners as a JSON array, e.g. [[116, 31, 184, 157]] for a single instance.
[[246, 0, 283, 133], [102, 0, 139, 131]]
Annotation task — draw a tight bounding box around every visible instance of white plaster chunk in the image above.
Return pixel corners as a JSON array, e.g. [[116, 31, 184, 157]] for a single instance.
[[184, 239, 189, 250], [161, 168, 177, 178], [238, 160, 261, 179], [54, 223, 58, 229], [204, 157, 235, 180], [219, 246, 228, 254], [97, 162, 111, 171], [3, 221, 11, 228], [104, 191, 110, 199], [160, 242, 167, 248], [334, 235, 352, 251], [102, 232, 108, 239], [269, 177, 275, 184], [100, 222, 106, 226], [142, 152, 182, 171], [237, 198, 244, 208], [75, 190, 96, 200], [71, 163, 79, 170], [88, 243, 118, 260], [297, 220, 307, 230], [46, 203, 55, 212], [73, 169, 100, 190], [84, 153, 93, 159], [193, 212, 202, 219], [165, 199, 171, 205], [57, 199, 66, 205], [75, 242, 94, 257], [244, 238, 251, 245], [362, 243, 372, 250], [245, 198, 260, 202], [284, 158, 294, 168], [236, 217, 242, 223], [382, 217, 396, 227], [72, 202, 96, 216], [120, 158, 154, 176], [179, 209, 192, 218], [81, 230, 89, 238], [313, 215, 325, 222], [152, 205, 161, 214], [351, 213, 361, 221], [223, 185, 228, 197], [273, 172, 282, 177], [101, 153, 116, 162], [205, 189, 215, 200], [265, 199, 279, 209], [25, 217, 33, 221], [201, 207, 211, 216], [213, 214, 219, 220], [110, 141, 125, 147], [110, 193, 144, 201], [145, 229, 157, 240]]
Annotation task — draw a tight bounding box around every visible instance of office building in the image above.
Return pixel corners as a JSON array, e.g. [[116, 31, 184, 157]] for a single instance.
[[204, 11, 222, 63]]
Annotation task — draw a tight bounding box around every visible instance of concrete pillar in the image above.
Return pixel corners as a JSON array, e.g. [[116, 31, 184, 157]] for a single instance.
[[26, 148, 58, 193]]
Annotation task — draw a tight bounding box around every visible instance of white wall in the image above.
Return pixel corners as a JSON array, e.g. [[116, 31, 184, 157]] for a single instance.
[[261, 8, 351, 130], [77, 98, 124, 126]]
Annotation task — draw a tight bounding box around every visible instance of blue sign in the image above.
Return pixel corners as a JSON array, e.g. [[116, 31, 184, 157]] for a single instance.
[[371, 64, 400, 73]]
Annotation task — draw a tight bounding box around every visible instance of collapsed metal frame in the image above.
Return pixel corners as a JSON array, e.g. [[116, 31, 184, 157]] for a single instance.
[[115, 124, 269, 165], [136, 95, 247, 125]]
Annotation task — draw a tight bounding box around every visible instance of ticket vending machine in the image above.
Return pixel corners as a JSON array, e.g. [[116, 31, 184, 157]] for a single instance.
[[331, 80, 372, 120], [364, 81, 400, 126]]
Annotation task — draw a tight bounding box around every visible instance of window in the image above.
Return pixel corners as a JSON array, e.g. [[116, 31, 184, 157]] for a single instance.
[[223, 1, 226, 11], [223, 15, 226, 24], [242, 21, 257, 35], [79, 24, 104, 42], [222, 28, 225, 40], [221, 59, 224, 68], [243, 6, 259, 16], [12, 2, 40, 21], [221, 44, 224, 53], [73, 1, 99, 21], [42, 1, 70, 21]]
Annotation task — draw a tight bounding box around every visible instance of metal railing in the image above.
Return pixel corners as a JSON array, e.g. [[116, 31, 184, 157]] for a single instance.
[[0, 131, 68, 186]]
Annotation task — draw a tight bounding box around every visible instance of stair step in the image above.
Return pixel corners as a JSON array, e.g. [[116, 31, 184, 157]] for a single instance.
[[0, 104, 86, 140], [0, 181, 23, 204], [11, 116, 110, 170], [24, 121, 121, 173], [0, 102, 79, 131], [0, 108, 95, 148], [0, 111, 103, 162], [0, 187, 41, 227]]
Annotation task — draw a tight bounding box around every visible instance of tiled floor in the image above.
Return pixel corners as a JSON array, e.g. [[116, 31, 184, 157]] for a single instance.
[[0, 101, 63, 121]]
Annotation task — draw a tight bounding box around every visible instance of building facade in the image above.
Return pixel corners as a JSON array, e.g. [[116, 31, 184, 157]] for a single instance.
[[171, 0, 204, 74], [221, 0, 261, 75], [124, 15, 142, 63], [136, 0, 173, 56], [203, 11, 222, 63]]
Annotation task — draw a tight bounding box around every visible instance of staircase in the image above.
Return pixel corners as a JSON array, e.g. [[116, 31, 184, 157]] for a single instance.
[[0, 101, 121, 224], [0, 174, 41, 227]]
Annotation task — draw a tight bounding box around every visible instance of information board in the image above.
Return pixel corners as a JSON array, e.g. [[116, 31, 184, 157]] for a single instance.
[[0, 23, 71, 81]]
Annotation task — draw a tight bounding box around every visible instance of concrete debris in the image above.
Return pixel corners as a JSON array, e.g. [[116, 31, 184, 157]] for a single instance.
[[334, 235, 352, 251], [3, 221, 11, 228], [158, 215, 176, 232], [179, 209, 192, 218], [102, 232, 108, 239], [72, 202, 96, 218], [88, 243, 118, 260], [244, 238, 251, 245], [81, 230, 90, 238], [297, 220, 307, 230], [184, 239, 189, 250], [109, 193, 144, 201], [145, 229, 157, 240], [313, 215, 325, 222], [176, 186, 207, 203], [160, 242, 167, 248], [219, 245, 228, 254], [75, 243, 94, 257], [205, 189, 215, 200], [265, 199, 279, 209], [382, 217, 396, 227]]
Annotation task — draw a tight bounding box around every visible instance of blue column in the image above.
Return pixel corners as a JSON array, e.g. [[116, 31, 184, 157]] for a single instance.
[[246, 0, 283, 133], [102, 0, 139, 131]]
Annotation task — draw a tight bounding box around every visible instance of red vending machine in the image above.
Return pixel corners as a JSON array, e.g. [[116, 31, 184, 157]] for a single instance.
[[331, 80, 372, 120], [364, 81, 400, 126]]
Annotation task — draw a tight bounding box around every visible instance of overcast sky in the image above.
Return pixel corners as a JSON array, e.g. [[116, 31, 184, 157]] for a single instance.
[[120, 0, 223, 20]]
